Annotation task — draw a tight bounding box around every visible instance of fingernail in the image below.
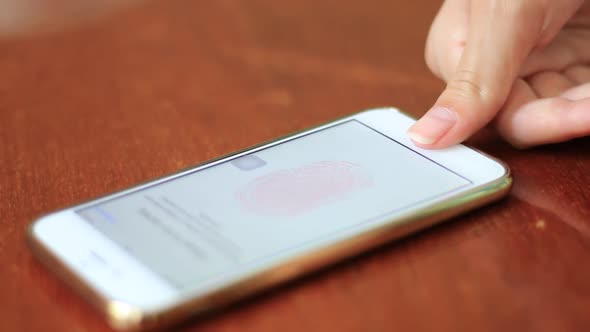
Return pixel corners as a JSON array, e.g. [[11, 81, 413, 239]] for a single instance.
[[407, 107, 457, 145]]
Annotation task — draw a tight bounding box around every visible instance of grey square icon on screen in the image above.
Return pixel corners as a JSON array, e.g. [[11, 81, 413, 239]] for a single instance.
[[231, 155, 267, 171]]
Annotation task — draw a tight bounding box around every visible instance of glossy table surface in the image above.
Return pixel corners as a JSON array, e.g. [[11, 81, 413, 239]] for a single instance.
[[1, 1, 589, 331]]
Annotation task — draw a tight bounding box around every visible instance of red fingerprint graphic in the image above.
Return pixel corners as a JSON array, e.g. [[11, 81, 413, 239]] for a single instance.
[[236, 161, 372, 217]]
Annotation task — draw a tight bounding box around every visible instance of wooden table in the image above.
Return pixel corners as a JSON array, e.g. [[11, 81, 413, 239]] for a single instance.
[[1, 1, 589, 331]]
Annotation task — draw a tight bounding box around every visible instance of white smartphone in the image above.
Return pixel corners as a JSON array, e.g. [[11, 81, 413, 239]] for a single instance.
[[28, 108, 511, 331]]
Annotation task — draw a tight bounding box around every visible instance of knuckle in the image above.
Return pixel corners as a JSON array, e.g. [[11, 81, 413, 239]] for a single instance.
[[446, 69, 490, 101]]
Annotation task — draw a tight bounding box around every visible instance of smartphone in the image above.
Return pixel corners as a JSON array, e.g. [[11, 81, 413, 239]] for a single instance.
[[28, 108, 511, 331]]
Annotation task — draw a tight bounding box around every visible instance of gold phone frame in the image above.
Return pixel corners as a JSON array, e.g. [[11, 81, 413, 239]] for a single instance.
[[27, 109, 512, 331]]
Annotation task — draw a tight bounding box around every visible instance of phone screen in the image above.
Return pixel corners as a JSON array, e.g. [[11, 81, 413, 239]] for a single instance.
[[77, 120, 470, 289]]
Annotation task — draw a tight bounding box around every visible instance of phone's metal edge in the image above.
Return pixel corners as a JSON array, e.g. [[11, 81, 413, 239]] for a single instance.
[[26, 107, 513, 331]]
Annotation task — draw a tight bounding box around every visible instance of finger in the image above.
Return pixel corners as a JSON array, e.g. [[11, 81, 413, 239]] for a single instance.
[[521, 29, 590, 76], [496, 96, 590, 147], [563, 65, 590, 84], [425, 0, 470, 81], [409, 0, 547, 148], [527, 71, 576, 97], [494, 78, 538, 147], [535, 0, 586, 47], [561, 82, 590, 100]]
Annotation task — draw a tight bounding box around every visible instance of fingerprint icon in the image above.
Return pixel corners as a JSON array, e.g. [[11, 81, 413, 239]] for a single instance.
[[236, 161, 372, 217]]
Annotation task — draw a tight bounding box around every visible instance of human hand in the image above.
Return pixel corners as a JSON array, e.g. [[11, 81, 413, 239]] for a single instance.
[[408, 0, 590, 148]]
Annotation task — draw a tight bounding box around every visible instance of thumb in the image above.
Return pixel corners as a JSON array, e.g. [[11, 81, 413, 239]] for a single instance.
[[408, 0, 549, 148]]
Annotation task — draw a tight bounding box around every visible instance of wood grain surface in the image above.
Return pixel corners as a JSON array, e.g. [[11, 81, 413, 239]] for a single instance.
[[1, 0, 589, 331]]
